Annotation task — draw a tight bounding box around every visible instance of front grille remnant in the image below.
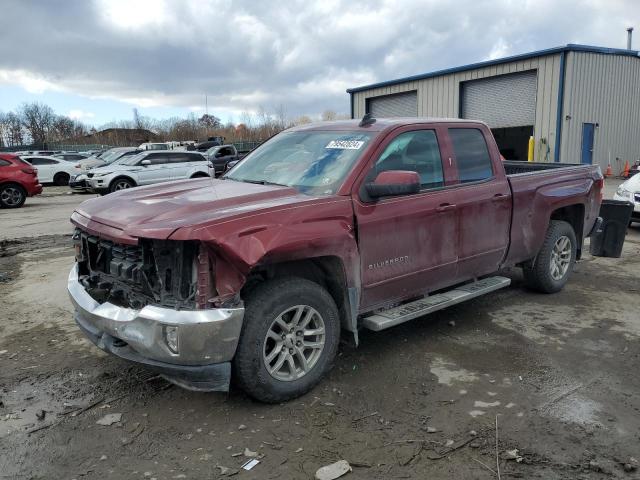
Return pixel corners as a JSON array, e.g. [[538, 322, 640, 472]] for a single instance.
[[74, 229, 200, 310]]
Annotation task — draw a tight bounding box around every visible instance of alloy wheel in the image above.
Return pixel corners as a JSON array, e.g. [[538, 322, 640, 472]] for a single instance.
[[263, 305, 326, 381], [550, 235, 572, 280], [1, 187, 24, 206]]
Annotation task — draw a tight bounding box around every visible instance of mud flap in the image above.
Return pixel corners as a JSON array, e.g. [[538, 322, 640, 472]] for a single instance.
[[589, 200, 634, 258]]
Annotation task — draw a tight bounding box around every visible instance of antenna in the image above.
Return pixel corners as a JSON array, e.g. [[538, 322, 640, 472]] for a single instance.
[[359, 112, 376, 127]]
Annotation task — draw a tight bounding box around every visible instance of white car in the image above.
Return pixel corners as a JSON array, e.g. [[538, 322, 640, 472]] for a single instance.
[[22, 155, 78, 186], [86, 150, 210, 194], [613, 175, 640, 224]]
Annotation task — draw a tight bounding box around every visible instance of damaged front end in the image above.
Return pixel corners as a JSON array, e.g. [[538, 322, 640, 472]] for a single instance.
[[68, 228, 244, 392]]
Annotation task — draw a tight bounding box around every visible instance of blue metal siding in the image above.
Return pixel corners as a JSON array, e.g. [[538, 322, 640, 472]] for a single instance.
[[553, 52, 566, 162]]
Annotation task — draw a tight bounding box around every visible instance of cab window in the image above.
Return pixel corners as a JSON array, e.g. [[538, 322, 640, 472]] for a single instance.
[[374, 130, 444, 189], [449, 128, 493, 183]]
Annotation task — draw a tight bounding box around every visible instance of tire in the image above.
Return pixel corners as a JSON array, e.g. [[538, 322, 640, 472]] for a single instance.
[[53, 172, 70, 186], [233, 277, 341, 403], [0, 183, 26, 208], [109, 177, 135, 193], [523, 220, 577, 293]]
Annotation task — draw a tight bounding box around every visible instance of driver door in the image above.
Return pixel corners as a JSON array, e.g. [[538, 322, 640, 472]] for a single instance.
[[352, 127, 459, 310], [136, 153, 171, 185]]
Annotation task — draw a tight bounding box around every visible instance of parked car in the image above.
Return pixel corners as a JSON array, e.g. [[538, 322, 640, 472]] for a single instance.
[[0, 153, 42, 208], [196, 140, 222, 151], [85, 150, 209, 194], [21, 155, 77, 186], [205, 144, 243, 176], [139, 142, 168, 151], [68, 117, 609, 402], [53, 153, 89, 162], [70, 147, 141, 191], [613, 175, 640, 224]]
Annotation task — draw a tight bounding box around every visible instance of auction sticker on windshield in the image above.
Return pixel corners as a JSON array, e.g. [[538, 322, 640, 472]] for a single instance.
[[326, 140, 365, 150]]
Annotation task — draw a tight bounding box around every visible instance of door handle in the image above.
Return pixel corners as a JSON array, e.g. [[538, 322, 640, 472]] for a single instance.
[[491, 194, 507, 202], [436, 203, 456, 212]]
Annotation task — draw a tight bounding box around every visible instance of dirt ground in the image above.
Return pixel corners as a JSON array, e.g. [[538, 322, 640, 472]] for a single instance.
[[1, 183, 639, 479]]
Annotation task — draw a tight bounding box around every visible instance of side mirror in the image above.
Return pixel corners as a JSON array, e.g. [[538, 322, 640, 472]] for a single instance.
[[140, 159, 151, 166], [365, 170, 420, 199]]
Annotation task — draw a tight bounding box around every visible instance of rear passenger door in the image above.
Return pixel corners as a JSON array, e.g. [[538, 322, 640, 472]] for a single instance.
[[27, 157, 56, 182], [167, 152, 197, 180], [446, 127, 511, 280]]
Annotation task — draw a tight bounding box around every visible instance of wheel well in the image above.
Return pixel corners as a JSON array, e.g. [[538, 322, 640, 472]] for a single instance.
[[109, 176, 136, 188], [190, 172, 210, 178], [0, 182, 26, 192], [243, 257, 352, 331], [550, 204, 585, 258], [54, 171, 69, 178]]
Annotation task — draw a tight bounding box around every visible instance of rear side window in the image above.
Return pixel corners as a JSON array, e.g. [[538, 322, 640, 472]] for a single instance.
[[187, 153, 207, 162], [29, 157, 58, 165], [169, 153, 192, 163], [449, 128, 493, 183]]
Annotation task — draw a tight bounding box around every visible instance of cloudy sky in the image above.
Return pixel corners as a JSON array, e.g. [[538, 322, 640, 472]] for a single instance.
[[1, 0, 638, 126]]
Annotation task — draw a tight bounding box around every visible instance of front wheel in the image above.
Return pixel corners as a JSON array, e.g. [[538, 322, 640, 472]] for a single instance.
[[523, 220, 577, 293], [109, 177, 135, 193], [233, 277, 340, 403]]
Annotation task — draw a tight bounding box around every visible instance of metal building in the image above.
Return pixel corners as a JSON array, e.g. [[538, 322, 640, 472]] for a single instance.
[[347, 44, 640, 171]]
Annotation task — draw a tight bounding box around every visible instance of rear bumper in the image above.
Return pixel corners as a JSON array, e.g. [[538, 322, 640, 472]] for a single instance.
[[68, 264, 244, 391], [25, 183, 42, 196]]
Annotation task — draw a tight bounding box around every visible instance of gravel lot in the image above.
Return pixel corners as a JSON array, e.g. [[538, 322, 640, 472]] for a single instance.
[[1, 181, 639, 479]]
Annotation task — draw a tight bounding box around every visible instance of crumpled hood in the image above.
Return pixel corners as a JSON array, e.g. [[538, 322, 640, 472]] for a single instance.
[[73, 178, 329, 240]]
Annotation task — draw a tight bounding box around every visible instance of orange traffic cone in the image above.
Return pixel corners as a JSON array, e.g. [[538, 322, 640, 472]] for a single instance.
[[623, 160, 630, 178], [605, 163, 613, 177]]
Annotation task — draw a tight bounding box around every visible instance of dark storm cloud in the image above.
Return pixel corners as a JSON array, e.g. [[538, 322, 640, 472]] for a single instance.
[[1, 0, 639, 118]]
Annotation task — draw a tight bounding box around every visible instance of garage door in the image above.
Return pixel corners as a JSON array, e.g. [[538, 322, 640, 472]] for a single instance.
[[367, 91, 417, 117], [461, 71, 537, 128]]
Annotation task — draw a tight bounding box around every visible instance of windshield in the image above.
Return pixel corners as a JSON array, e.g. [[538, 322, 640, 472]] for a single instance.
[[225, 130, 374, 194], [97, 149, 126, 164]]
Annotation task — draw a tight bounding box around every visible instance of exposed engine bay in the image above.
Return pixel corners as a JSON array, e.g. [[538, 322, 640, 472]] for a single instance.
[[73, 228, 204, 310]]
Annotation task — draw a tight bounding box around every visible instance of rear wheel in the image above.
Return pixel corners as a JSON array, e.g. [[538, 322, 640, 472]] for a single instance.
[[523, 220, 576, 293], [0, 183, 26, 208], [233, 277, 340, 403], [109, 177, 135, 193], [53, 172, 70, 186]]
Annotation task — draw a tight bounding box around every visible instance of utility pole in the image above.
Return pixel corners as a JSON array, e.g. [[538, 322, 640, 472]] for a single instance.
[[205, 95, 208, 116]]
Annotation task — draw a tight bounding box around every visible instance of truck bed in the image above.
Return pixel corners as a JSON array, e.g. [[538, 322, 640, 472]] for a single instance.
[[503, 160, 587, 176], [503, 161, 602, 267]]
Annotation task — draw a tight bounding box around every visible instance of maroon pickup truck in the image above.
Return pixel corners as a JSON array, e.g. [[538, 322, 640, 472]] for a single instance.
[[68, 117, 606, 402]]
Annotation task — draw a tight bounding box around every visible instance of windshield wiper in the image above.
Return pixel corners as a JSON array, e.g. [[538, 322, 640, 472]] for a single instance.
[[229, 178, 289, 187]]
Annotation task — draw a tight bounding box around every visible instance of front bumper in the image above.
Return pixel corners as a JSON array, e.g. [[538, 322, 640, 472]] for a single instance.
[[67, 264, 244, 391], [69, 175, 89, 190], [86, 177, 109, 192]]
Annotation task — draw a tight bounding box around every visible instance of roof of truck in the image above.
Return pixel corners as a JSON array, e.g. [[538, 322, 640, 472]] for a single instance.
[[289, 117, 486, 132]]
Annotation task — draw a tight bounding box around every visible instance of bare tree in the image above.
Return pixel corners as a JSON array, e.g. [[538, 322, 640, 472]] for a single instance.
[[321, 110, 337, 121], [132, 108, 147, 130], [19, 102, 54, 147]]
